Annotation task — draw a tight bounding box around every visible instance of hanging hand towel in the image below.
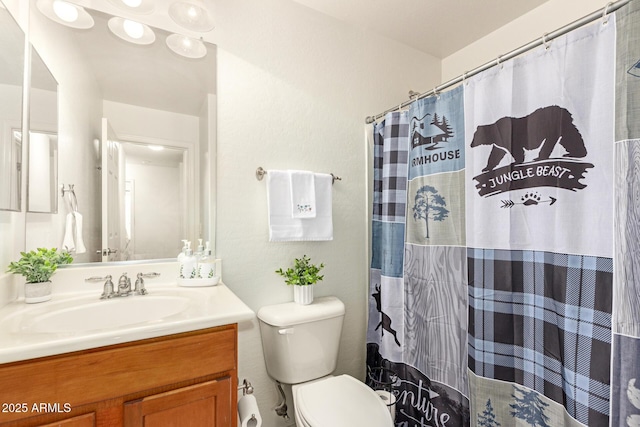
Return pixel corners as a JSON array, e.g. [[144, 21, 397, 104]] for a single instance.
[[62, 213, 75, 252], [73, 211, 86, 254], [267, 170, 333, 242], [290, 170, 316, 218]]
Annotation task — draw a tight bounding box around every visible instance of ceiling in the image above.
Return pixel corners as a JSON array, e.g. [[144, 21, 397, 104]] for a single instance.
[[289, 0, 549, 58]]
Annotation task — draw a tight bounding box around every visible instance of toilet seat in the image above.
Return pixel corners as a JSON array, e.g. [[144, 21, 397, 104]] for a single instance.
[[294, 374, 393, 427]]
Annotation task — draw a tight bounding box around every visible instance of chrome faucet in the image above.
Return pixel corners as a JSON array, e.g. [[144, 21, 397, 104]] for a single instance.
[[115, 273, 131, 296], [86, 272, 160, 299]]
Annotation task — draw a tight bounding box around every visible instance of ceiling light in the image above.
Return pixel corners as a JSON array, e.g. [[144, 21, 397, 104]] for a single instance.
[[52, 0, 77, 22], [123, 19, 144, 39], [168, 0, 214, 32], [107, 0, 155, 15], [166, 34, 207, 59], [108, 16, 155, 45], [36, 0, 94, 29]]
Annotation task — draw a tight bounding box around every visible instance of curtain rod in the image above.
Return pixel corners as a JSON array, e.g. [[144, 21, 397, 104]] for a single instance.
[[365, 0, 630, 124]]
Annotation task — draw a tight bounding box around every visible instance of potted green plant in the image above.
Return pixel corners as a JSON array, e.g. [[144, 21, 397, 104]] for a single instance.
[[275, 255, 324, 305], [7, 248, 73, 303]]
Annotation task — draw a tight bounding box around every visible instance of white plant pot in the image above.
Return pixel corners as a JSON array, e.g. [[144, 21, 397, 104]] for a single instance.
[[293, 285, 314, 305], [25, 281, 52, 303]]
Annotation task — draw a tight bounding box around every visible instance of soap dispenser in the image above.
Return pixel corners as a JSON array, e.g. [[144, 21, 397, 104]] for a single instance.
[[195, 239, 205, 262], [198, 241, 216, 279], [179, 241, 197, 279], [177, 239, 189, 262]]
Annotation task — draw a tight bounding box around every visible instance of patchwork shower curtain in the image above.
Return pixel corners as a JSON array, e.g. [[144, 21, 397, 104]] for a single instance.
[[367, 3, 640, 426]]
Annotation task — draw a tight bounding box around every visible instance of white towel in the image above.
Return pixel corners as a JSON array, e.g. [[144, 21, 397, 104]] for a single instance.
[[62, 213, 75, 252], [267, 170, 333, 241], [73, 212, 86, 254], [61, 211, 87, 254], [290, 170, 316, 218]]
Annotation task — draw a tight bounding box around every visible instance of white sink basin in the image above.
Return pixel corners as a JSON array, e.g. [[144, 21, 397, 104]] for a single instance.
[[27, 295, 190, 333], [0, 283, 255, 364]]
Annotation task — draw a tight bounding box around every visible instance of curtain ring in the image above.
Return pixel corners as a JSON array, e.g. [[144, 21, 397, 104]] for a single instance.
[[542, 33, 550, 50], [496, 55, 504, 69], [602, 1, 613, 24], [432, 88, 440, 99], [462, 71, 467, 85]]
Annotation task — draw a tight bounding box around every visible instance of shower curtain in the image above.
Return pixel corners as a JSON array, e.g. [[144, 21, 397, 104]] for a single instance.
[[367, 3, 640, 426]]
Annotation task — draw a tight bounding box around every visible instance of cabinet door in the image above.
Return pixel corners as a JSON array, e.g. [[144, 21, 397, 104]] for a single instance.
[[38, 413, 96, 427], [124, 378, 232, 427]]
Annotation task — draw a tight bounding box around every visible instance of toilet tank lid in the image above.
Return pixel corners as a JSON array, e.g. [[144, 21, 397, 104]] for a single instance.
[[257, 296, 345, 327]]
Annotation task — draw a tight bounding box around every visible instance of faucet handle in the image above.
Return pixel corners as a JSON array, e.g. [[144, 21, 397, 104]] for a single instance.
[[85, 275, 115, 299], [85, 275, 111, 283], [134, 272, 160, 295]]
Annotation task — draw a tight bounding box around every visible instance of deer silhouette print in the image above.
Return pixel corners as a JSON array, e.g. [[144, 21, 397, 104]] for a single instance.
[[372, 284, 401, 347]]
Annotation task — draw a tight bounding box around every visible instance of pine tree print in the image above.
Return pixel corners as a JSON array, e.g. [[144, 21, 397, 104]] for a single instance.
[[509, 386, 551, 427], [478, 398, 501, 427], [412, 185, 449, 239]]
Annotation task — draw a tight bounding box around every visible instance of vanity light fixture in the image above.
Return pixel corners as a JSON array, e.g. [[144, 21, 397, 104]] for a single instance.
[[36, 0, 95, 29], [168, 0, 214, 32], [166, 33, 207, 59], [107, 0, 155, 15], [108, 16, 155, 45]]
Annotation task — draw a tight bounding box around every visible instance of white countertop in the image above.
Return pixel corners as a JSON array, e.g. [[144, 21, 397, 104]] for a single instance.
[[0, 282, 254, 364]]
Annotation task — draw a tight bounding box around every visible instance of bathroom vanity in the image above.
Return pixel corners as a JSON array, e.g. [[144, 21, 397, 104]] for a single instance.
[[0, 325, 236, 426], [0, 270, 254, 427]]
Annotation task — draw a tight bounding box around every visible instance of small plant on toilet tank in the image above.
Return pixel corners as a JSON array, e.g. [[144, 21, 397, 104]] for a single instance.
[[275, 255, 324, 305]]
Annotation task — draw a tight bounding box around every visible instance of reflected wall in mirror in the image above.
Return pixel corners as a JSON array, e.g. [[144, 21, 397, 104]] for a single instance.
[[0, 1, 25, 212], [24, 2, 217, 264], [28, 44, 58, 214]]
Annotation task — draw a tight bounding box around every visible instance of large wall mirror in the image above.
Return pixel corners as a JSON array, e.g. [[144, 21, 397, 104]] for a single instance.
[[22, 1, 217, 264], [0, 2, 25, 212]]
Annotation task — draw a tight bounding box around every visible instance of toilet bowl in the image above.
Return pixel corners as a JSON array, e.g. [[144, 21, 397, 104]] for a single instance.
[[292, 375, 393, 427], [257, 296, 394, 427]]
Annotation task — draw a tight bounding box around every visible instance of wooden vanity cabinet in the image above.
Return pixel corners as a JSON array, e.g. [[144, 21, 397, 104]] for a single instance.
[[0, 325, 238, 427]]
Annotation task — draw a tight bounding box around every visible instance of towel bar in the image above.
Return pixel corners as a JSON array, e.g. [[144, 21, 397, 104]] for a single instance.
[[256, 167, 341, 184]]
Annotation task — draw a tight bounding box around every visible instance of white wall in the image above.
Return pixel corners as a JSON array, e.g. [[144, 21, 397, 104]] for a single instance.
[[214, 0, 440, 425], [442, 0, 608, 81]]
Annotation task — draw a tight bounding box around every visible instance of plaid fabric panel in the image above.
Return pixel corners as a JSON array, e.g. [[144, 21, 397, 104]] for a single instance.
[[373, 112, 409, 223], [468, 248, 613, 427]]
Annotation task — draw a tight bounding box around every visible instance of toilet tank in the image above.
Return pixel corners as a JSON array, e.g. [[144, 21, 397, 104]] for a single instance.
[[257, 296, 345, 384]]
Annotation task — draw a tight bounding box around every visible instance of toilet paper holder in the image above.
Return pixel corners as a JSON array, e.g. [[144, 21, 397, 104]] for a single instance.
[[238, 379, 254, 396], [238, 379, 260, 425], [367, 366, 398, 396]]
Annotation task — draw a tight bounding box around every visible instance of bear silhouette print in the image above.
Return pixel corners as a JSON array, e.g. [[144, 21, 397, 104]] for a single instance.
[[471, 105, 587, 172]]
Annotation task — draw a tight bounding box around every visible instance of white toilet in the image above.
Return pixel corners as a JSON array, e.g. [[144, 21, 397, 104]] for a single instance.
[[257, 296, 393, 427]]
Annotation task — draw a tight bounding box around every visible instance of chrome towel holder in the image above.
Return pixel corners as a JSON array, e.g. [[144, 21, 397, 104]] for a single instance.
[[255, 167, 342, 185]]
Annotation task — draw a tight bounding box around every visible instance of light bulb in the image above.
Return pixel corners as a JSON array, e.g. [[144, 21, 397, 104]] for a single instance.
[[187, 5, 199, 18], [52, 0, 78, 23], [123, 19, 144, 39]]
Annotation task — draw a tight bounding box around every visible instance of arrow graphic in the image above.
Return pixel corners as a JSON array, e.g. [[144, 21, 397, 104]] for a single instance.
[[501, 196, 557, 208]]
